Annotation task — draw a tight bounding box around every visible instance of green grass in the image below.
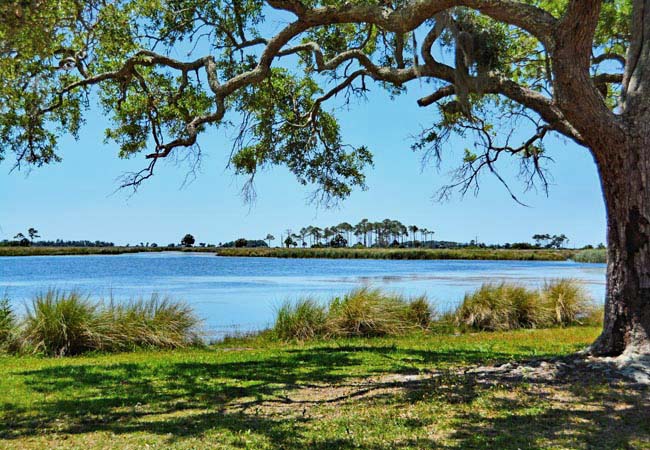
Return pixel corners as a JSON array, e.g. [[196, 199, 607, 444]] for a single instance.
[[217, 246, 575, 261], [2, 326, 648, 449]]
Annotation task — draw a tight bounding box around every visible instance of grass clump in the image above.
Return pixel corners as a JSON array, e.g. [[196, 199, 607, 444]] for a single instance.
[[542, 279, 597, 326], [454, 283, 547, 331], [405, 295, 434, 328], [273, 288, 435, 340], [23, 291, 100, 356], [96, 296, 202, 351], [455, 279, 600, 331], [273, 299, 327, 341], [19, 290, 201, 356], [327, 288, 414, 337]]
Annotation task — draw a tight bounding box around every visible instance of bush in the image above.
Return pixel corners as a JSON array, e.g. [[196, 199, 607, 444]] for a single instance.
[[273, 299, 327, 341], [23, 291, 100, 356], [21, 290, 202, 356]]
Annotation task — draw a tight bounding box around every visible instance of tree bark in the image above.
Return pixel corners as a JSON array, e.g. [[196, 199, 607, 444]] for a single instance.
[[591, 132, 650, 356]]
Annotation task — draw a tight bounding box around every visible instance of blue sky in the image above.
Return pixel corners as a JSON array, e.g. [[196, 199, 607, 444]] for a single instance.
[[0, 82, 606, 247], [0, 15, 607, 248]]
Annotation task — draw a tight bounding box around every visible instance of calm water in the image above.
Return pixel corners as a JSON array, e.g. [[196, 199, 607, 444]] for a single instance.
[[0, 252, 606, 337]]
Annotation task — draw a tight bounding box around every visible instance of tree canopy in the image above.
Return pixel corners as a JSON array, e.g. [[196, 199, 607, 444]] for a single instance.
[[0, 0, 629, 201]]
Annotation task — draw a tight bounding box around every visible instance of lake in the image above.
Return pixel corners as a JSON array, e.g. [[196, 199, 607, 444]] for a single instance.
[[0, 252, 607, 337]]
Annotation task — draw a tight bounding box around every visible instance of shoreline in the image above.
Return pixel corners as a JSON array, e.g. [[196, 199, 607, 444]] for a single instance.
[[214, 247, 577, 261], [0, 246, 217, 257], [0, 246, 607, 262]]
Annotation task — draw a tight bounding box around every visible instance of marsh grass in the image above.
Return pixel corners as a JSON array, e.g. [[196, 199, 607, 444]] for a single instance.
[[542, 279, 594, 325], [23, 291, 100, 356], [573, 248, 607, 263], [217, 247, 573, 261], [327, 288, 415, 337], [273, 299, 327, 341], [454, 283, 545, 331], [0, 246, 219, 257], [19, 290, 202, 356], [406, 295, 434, 328], [0, 295, 18, 351], [95, 296, 202, 351], [273, 288, 435, 340], [455, 279, 600, 331]]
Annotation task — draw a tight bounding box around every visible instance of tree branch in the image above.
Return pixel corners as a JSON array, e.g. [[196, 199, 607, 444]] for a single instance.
[[268, 0, 557, 46]]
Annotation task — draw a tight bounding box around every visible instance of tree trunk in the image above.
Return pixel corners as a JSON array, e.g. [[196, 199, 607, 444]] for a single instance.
[[591, 134, 650, 356]]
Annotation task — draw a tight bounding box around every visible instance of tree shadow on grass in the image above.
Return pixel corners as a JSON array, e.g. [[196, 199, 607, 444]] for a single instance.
[[1, 346, 649, 448]]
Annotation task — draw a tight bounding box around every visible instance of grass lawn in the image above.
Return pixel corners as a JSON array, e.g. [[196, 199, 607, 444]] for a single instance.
[[1, 327, 648, 449]]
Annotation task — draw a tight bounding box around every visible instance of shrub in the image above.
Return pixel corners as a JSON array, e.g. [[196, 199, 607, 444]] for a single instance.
[[454, 283, 549, 331], [23, 291, 100, 356], [326, 288, 415, 337], [273, 299, 327, 341], [541, 279, 594, 326]]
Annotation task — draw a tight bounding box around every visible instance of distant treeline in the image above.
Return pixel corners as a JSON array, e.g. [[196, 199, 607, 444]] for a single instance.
[[1, 239, 115, 247], [264, 219, 583, 250], [220, 239, 268, 248]]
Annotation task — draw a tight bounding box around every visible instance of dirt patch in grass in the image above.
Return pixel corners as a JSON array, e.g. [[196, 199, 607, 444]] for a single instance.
[[233, 355, 648, 418]]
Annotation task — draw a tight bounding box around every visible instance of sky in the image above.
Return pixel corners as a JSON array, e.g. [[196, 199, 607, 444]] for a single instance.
[[0, 16, 608, 248]]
